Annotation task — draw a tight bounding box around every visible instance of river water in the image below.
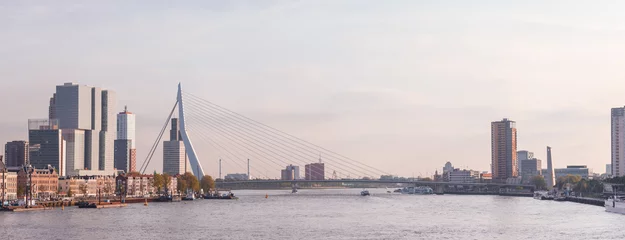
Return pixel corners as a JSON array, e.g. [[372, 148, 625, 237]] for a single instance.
[[0, 188, 620, 240]]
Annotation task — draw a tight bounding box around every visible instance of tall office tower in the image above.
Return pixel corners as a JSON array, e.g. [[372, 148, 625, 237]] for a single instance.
[[305, 163, 325, 180], [4, 141, 29, 168], [28, 119, 66, 176], [612, 107, 625, 177], [114, 106, 136, 173], [163, 118, 186, 175], [545, 146, 555, 189], [519, 158, 542, 184], [281, 165, 300, 180], [491, 118, 518, 180], [49, 93, 56, 121], [53, 83, 116, 176], [517, 150, 534, 161]]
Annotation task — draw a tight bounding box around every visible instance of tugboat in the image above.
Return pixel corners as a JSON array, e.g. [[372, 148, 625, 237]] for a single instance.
[[360, 189, 370, 196], [182, 191, 195, 201]]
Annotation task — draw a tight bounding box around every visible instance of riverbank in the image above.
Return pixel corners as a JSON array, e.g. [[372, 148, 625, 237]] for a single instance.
[[564, 196, 604, 207]]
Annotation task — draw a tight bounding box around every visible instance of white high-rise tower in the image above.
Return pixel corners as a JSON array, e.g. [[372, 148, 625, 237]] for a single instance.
[[612, 107, 625, 177], [115, 106, 136, 173], [51, 83, 117, 176]]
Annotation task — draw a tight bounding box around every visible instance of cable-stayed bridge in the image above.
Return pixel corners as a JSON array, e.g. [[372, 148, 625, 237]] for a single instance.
[[139, 84, 534, 192]]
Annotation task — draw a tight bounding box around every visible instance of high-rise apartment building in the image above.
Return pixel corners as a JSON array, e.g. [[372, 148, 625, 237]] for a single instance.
[[491, 118, 518, 180], [305, 163, 325, 180], [114, 106, 136, 173], [28, 119, 66, 176], [163, 118, 187, 175], [281, 165, 300, 180], [612, 107, 625, 177], [4, 141, 29, 168], [51, 83, 116, 176]]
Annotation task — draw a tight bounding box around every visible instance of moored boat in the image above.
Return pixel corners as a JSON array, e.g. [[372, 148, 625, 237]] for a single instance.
[[401, 186, 433, 195], [182, 192, 195, 201]]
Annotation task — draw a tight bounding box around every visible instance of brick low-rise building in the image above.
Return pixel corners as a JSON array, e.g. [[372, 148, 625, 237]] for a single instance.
[[17, 166, 59, 199], [0, 171, 18, 200]]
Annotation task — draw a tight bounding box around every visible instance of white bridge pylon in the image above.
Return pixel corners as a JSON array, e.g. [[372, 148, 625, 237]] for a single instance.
[[177, 83, 205, 178]]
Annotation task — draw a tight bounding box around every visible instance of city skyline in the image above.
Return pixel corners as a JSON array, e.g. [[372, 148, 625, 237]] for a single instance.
[[2, 1, 624, 177]]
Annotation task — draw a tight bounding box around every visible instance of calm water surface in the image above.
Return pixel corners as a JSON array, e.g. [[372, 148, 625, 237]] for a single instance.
[[0, 188, 621, 240]]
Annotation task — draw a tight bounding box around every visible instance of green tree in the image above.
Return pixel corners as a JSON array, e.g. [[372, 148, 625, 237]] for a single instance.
[[530, 175, 547, 190], [420, 177, 433, 181], [103, 181, 113, 196], [153, 173, 164, 195], [178, 172, 200, 193], [17, 185, 25, 198], [201, 175, 215, 193], [556, 175, 582, 190], [162, 173, 172, 193], [79, 184, 88, 197]]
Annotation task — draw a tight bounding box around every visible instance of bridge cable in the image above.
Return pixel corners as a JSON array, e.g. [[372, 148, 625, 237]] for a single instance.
[[183, 92, 389, 177]]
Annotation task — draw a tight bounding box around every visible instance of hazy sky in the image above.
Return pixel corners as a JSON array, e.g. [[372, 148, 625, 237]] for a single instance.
[[2, 0, 624, 177]]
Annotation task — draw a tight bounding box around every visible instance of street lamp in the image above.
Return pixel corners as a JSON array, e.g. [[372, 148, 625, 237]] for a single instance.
[[23, 165, 34, 208], [1, 161, 6, 209]]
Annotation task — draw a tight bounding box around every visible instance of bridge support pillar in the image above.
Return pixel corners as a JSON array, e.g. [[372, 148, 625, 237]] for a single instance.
[[434, 184, 444, 195]]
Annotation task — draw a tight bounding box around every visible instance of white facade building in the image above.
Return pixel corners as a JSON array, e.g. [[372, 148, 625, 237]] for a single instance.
[[115, 106, 136, 173], [447, 169, 480, 183], [612, 107, 625, 177], [51, 83, 117, 176]]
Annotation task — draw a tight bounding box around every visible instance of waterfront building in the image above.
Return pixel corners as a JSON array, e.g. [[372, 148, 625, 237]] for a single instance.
[[0, 171, 18, 200], [113, 173, 178, 196], [163, 118, 189, 175], [126, 174, 153, 197], [519, 158, 542, 184], [114, 106, 136, 173], [443, 162, 454, 173], [28, 119, 66, 176], [17, 166, 59, 199], [612, 107, 625, 176], [479, 173, 492, 183], [446, 169, 480, 183], [52, 83, 117, 176], [4, 141, 29, 168], [281, 165, 300, 180], [554, 165, 592, 179], [545, 146, 555, 189], [517, 150, 534, 161], [491, 118, 518, 180], [58, 176, 95, 197], [305, 162, 325, 180], [225, 173, 249, 181]]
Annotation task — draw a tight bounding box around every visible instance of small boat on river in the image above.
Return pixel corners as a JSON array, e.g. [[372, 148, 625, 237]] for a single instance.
[[361, 190, 370, 196]]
